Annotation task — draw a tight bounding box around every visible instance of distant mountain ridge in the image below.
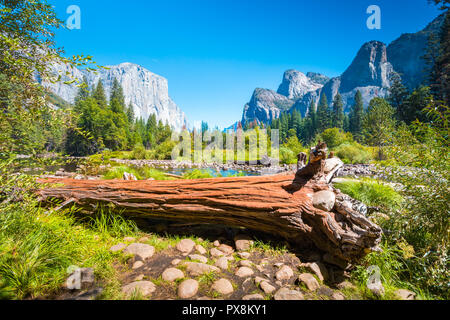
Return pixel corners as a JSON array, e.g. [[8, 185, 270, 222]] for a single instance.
[[43, 62, 188, 131], [240, 13, 445, 126]]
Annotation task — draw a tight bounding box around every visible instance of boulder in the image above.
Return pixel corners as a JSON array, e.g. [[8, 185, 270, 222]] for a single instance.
[[176, 239, 196, 254], [274, 287, 304, 300], [275, 265, 294, 281], [178, 279, 199, 299], [312, 190, 336, 212], [298, 273, 320, 291], [123, 243, 155, 261], [211, 279, 234, 295], [122, 281, 156, 297], [235, 267, 254, 278], [184, 262, 220, 276], [162, 268, 185, 282]]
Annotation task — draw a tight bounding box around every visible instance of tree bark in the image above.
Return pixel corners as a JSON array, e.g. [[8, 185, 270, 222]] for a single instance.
[[37, 144, 382, 267]]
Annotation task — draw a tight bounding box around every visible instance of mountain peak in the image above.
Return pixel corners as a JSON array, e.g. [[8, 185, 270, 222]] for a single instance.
[[277, 69, 323, 99]]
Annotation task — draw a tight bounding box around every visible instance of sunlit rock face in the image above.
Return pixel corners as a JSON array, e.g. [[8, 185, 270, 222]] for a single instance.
[[238, 13, 445, 126], [43, 62, 187, 131]]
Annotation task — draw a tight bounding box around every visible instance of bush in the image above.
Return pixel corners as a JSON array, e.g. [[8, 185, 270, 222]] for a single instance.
[[130, 144, 148, 160], [319, 128, 354, 149], [182, 169, 215, 179], [334, 178, 403, 211], [335, 142, 374, 164], [279, 146, 297, 164]]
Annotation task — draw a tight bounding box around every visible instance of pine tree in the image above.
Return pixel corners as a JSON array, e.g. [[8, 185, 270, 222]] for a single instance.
[[110, 78, 125, 113], [74, 76, 89, 104], [362, 98, 396, 148], [349, 90, 364, 141], [126, 103, 135, 124], [430, 11, 450, 104], [316, 93, 331, 132], [92, 80, 107, 108], [146, 114, 157, 149], [331, 93, 344, 129]]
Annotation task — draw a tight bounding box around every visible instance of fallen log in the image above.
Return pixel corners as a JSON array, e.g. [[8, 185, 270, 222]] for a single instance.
[[37, 143, 382, 267]]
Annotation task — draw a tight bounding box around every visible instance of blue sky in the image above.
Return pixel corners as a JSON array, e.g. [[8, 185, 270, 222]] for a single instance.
[[51, 0, 442, 129]]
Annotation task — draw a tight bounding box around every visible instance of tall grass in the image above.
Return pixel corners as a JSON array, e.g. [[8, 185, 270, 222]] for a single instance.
[[334, 178, 403, 211]]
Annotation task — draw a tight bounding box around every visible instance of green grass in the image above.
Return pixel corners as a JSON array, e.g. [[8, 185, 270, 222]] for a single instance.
[[102, 165, 172, 181], [333, 178, 404, 211]]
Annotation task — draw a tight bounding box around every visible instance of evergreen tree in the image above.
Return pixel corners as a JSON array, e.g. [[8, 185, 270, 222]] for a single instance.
[[146, 114, 157, 149], [316, 93, 331, 132], [74, 76, 90, 104], [349, 90, 364, 141], [110, 78, 125, 107], [331, 93, 344, 129], [388, 73, 409, 111], [92, 80, 107, 108], [343, 114, 350, 132], [362, 98, 396, 148], [400, 86, 433, 124], [126, 103, 135, 124], [430, 11, 450, 104]]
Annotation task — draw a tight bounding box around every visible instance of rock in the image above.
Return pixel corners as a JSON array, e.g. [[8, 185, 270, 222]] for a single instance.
[[210, 247, 225, 257], [46, 62, 188, 130], [312, 190, 336, 211], [298, 273, 320, 291], [305, 262, 329, 282], [171, 259, 182, 266], [178, 279, 199, 299], [234, 234, 254, 251], [176, 239, 196, 254], [134, 274, 145, 281], [213, 240, 220, 247], [238, 260, 253, 267], [188, 254, 208, 264], [132, 261, 144, 269], [214, 257, 229, 270], [317, 286, 334, 297], [254, 276, 268, 285], [138, 236, 149, 242], [74, 174, 84, 180], [122, 281, 156, 297], [195, 244, 207, 255], [394, 289, 416, 300], [123, 237, 136, 242], [235, 267, 254, 278], [274, 288, 304, 300], [123, 243, 155, 261], [274, 262, 284, 268], [197, 296, 212, 300], [238, 252, 250, 259], [123, 172, 138, 181], [66, 267, 95, 290], [275, 265, 294, 281], [336, 281, 356, 290], [331, 292, 345, 300], [184, 262, 220, 276], [242, 294, 264, 300], [217, 244, 234, 255], [260, 281, 276, 294], [109, 243, 127, 252], [162, 268, 185, 282], [211, 279, 234, 295]]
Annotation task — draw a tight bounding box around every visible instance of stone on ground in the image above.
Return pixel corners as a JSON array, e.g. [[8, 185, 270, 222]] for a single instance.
[[122, 281, 156, 297], [176, 239, 196, 254], [274, 287, 304, 300], [188, 254, 208, 264], [178, 279, 199, 299], [298, 273, 320, 291], [211, 278, 234, 295], [132, 261, 144, 269], [184, 262, 220, 276], [238, 260, 253, 267], [217, 244, 234, 255], [210, 247, 225, 257], [260, 281, 276, 294], [394, 289, 416, 300], [162, 268, 185, 282], [304, 262, 329, 282], [214, 257, 229, 270], [242, 294, 264, 300], [275, 265, 294, 281], [238, 252, 250, 259], [195, 244, 207, 255], [123, 243, 155, 261], [235, 267, 254, 278], [109, 243, 127, 252], [234, 234, 254, 251]]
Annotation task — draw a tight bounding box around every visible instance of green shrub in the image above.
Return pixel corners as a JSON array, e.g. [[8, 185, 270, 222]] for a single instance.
[[103, 165, 142, 180], [130, 144, 148, 160], [319, 128, 354, 149], [334, 178, 403, 211], [335, 142, 374, 164], [182, 169, 215, 179]]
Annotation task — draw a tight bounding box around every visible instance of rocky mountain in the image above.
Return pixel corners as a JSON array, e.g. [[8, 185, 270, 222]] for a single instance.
[[241, 71, 325, 124], [387, 12, 446, 90], [43, 62, 188, 131], [240, 13, 444, 125]]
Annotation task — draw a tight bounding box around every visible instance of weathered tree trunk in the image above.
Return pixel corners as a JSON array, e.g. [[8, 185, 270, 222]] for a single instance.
[[37, 143, 382, 267]]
